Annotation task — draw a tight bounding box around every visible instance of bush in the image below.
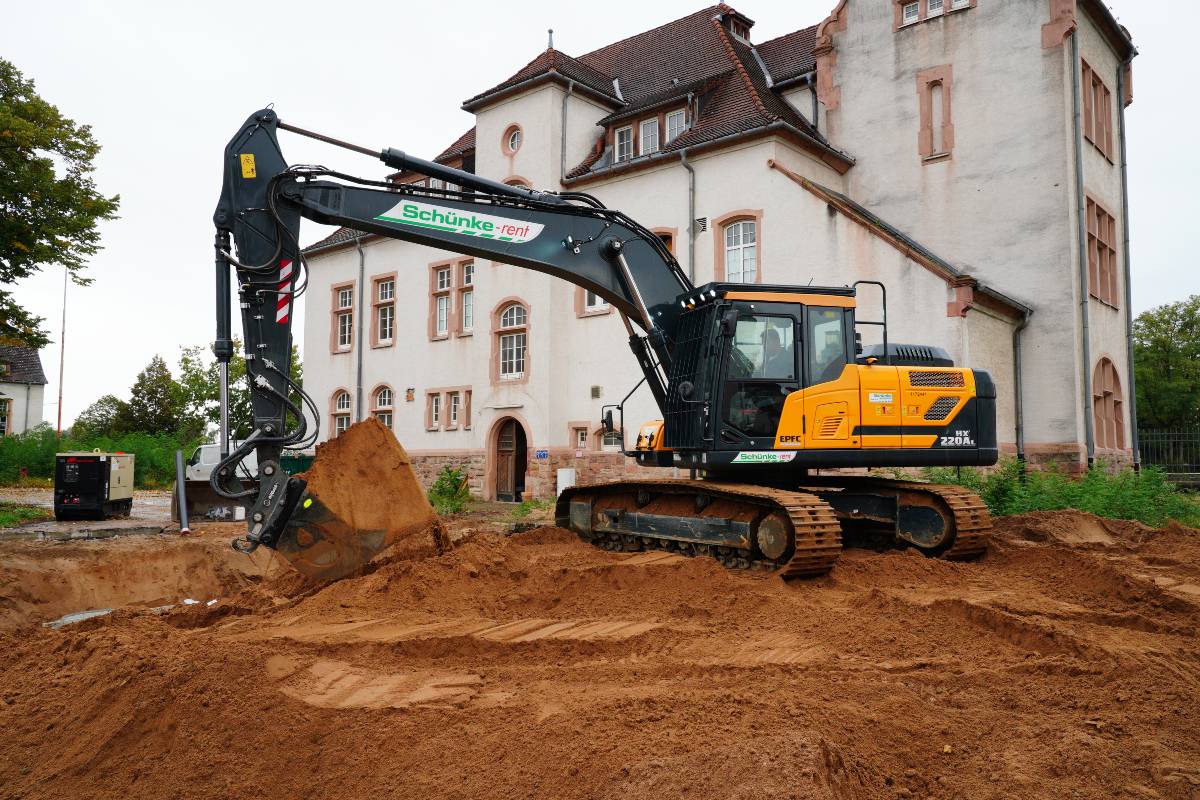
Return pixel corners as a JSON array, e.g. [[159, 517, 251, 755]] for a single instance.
[[508, 498, 553, 521], [427, 465, 471, 515], [923, 458, 1200, 528], [0, 424, 202, 489]]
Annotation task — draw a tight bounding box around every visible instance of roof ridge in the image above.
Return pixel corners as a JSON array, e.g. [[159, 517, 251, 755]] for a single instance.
[[710, 18, 773, 119], [755, 23, 819, 50], [578, 4, 726, 62]]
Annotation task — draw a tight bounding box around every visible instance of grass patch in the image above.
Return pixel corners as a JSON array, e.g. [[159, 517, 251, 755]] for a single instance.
[[427, 465, 472, 516], [918, 458, 1200, 528], [508, 498, 553, 522], [0, 502, 52, 528]]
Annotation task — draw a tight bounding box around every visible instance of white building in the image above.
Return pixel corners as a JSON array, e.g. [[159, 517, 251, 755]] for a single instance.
[[0, 346, 47, 436], [302, 0, 1137, 499]]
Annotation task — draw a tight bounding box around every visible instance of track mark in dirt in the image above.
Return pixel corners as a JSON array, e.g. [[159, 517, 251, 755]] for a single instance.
[[232, 614, 664, 646], [274, 657, 484, 710]]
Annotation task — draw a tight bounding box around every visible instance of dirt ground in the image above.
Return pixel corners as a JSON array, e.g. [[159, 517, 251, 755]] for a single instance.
[[0, 508, 1198, 800]]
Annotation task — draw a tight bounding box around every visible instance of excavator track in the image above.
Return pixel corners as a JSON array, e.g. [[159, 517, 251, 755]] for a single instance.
[[802, 476, 993, 560], [557, 479, 844, 578]]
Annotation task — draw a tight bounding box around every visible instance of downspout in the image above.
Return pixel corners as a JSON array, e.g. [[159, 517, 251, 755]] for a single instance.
[[1013, 309, 1032, 469], [680, 149, 696, 283], [24, 383, 31, 432], [1117, 55, 1140, 470], [354, 235, 366, 423], [809, 73, 819, 132], [559, 78, 575, 183], [1070, 31, 1095, 467]]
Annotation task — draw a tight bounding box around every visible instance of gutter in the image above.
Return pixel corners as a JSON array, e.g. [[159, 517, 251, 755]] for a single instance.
[[1117, 52, 1140, 470], [354, 235, 366, 423], [1070, 30, 1096, 467], [563, 119, 854, 186], [463, 71, 620, 113]]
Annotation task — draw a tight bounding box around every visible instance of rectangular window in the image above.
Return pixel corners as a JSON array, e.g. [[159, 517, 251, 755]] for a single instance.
[[375, 412, 392, 429], [1087, 198, 1120, 308], [436, 268, 452, 291], [449, 392, 460, 427], [902, 2, 919, 24], [917, 66, 954, 160], [951, 0, 969, 8], [378, 279, 394, 302], [1082, 60, 1114, 160], [333, 285, 354, 351], [723, 220, 757, 283], [574, 427, 588, 449], [639, 119, 659, 155], [334, 415, 350, 436], [615, 127, 633, 162], [601, 430, 623, 452], [585, 290, 609, 311], [337, 288, 353, 309], [429, 394, 441, 428], [462, 262, 474, 286], [927, 0, 943, 16], [377, 304, 394, 342], [461, 290, 474, 332], [337, 310, 353, 349], [436, 294, 450, 335], [464, 390, 472, 429], [500, 332, 527, 378], [666, 110, 686, 143], [429, 178, 444, 191], [0, 399, 8, 436]]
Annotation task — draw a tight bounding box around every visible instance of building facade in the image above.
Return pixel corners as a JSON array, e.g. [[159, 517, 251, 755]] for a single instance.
[[0, 346, 47, 436], [301, 0, 1137, 499]]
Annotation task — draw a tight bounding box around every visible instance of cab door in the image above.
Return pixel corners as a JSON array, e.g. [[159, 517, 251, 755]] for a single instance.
[[778, 306, 861, 450], [718, 311, 800, 450]]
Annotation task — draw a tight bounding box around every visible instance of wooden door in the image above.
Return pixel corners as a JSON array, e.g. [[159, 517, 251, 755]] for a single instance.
[[496, 420, 517, 501]]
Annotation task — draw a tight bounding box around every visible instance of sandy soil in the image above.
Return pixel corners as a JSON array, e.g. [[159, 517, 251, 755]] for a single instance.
[[0, 509, 1198, 799]]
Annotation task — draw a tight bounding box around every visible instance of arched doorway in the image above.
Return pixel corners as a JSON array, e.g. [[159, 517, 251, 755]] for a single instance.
[[494, 417, 527, 502]]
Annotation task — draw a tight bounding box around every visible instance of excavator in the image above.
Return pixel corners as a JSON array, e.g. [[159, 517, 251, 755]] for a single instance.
[[212, 108, 997, 580]]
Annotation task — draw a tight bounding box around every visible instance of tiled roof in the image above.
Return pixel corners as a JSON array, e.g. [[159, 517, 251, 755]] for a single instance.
[[302, 226, 369, 254], [463, 49, 620, 110], [0, 345, 47, 385], [436, 127, 476, 161], [756, 25, 818, 84]]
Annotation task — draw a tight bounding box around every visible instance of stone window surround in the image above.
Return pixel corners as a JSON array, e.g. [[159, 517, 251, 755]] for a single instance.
[[425, 385, 473, 431], [428, 258, 471, 341], [501, 123, 523, 156], [1085, 192, 1120, 309], [370, 271, 397, 349], [458, 260, 476, 336], [490, 296, 531, 386], [370, 383, 394, 428], [916, 64, 955, 162], [329, 280, 355, 355], [1092, 355, 1125, 451], [713, 210, 763, 284], [893, 0, 975, 32], [329, 388, 352, 436]]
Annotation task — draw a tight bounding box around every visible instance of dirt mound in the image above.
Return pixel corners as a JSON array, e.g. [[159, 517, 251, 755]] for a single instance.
[[994, 509, 1152, 547], [3, 510, 1200, 799]]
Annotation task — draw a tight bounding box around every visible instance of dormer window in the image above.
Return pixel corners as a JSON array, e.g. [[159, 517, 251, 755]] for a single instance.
[[727, 17, 750, 41], [902, 2, 919, 25], [615, 126, 633, 162], [666, 109, 687, 143], [639, 119, 660, 155]]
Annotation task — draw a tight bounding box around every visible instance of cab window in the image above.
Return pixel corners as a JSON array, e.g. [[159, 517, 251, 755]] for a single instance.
[[808, 307, 848, 385], [723, 315, 798, 439]]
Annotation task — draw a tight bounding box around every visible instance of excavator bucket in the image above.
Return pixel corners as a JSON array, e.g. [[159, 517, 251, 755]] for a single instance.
[[270, 418, 440, 580]]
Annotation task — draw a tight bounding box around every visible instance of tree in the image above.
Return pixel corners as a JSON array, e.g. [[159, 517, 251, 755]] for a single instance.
[[71, 394, 129, 439], [177, 341, 303, 440], [122, 355, 194, 436], [0, 58, 120, 347], [1133, 295, 1200, 429]]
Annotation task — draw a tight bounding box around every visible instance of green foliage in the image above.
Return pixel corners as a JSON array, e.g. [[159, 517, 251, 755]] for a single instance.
[[177, 340, 303, 440], [0, 501, 50, 528], [71, 394, 129, 439], [123, 355, 199, 436], [0, 58, 120, 347], [924, 458, 1200, 528], [508, 498, 553, 521], [1133, 295, 1200, 428], [427, 465, 471, 515], [0, 423, 201, 488]]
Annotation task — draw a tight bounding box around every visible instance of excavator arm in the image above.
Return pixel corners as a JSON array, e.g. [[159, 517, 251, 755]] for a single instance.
[[212, 108, 692, 575]]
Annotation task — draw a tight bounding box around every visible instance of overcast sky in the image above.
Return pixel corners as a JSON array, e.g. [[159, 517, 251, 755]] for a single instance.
[[3, 1, 1194, 426]]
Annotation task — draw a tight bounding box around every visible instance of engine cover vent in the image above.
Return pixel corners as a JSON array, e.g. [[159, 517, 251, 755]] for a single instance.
[[860, 343, 954, 367]]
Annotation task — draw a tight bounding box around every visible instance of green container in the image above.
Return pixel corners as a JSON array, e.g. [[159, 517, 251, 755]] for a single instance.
[[280, 452, 314, 475]]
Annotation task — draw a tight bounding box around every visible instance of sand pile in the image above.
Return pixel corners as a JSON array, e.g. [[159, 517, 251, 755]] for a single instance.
[[1, 512, 1199, 799]]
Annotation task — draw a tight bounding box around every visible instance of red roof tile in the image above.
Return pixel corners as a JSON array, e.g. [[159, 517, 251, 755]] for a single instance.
[[463, 49, 619, 110], [756, 25, 818, 84], [436, 127, 476, 161]]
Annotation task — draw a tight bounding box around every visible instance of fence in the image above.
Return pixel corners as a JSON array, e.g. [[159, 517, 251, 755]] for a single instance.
[[1138, 428, 1200, 477]]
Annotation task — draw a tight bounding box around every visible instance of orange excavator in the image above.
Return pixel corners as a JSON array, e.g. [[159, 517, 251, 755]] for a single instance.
[[212, 110, 996, 580]]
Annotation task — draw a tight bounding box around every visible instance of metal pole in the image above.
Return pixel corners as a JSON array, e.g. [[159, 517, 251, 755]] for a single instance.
[[355, 235, 366, 422], [56, 266, 67, 435], [175, 449, 191, 534], [215, 231, 234, 461]]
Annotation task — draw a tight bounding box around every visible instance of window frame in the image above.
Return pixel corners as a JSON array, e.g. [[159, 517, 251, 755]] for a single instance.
[[614, 126, 633, 162], [639, 118, 660, 155], [502, 124, 523, 155], [371, 273, 396, 348], [902, 2, 919, 25], [1086, 195, 1120, 309], [331, 390, 352, 437], [429, 261, 455, 341], [665, 109, 687, 143], [330, 281, 355, 353], [458, 261, 475, 335], [371, 385, 394, 430], [1092, 357, 1126, 451], [495, 301, 529, 382], [723, 219, 758, 284]]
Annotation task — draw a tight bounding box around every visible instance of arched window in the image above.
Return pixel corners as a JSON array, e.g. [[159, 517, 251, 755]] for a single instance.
[[372, 386, 393, 430], [332, 390, 352, 437], [496, 302, 528, 380], [723, 219, 757, 283], [1092, 358, 1125, 450]]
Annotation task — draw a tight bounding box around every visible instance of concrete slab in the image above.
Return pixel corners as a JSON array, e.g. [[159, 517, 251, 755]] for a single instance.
[[0, 488, 172, 541]]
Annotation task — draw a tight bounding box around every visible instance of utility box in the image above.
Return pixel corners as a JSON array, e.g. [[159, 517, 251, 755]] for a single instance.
[[54, 451, 135, 521]]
